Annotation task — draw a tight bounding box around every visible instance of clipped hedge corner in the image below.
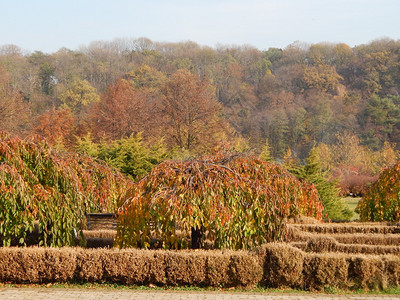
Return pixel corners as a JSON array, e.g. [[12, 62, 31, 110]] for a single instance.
[[253, 243, 304, 288]]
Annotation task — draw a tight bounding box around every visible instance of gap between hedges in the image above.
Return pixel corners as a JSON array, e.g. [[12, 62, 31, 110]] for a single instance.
[[1, 243, 400, 291]]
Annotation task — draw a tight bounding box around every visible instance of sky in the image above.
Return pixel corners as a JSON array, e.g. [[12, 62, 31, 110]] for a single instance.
[[1, 0, 399, 53]]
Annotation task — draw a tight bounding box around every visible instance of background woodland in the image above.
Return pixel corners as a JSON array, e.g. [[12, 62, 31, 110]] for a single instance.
[[1, 37, 400, 191]]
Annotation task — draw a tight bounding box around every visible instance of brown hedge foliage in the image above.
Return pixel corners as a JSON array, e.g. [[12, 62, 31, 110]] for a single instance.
[[165, 251, 206, 285], [290, 224, 400, 234], [0, 247, 77, 283], [327, 233, 400, 246], [289, 242, 308, 251], [226, 251, 263, 287], [385, 256, 400, 287], [82, 230, 117, 239], [338, 244, 400, 256], [80, 230, 116, 248], [0, 247, 261, 288], [348, 256, 387, 290], [2, 244, 400, 291], [101, 250, 167, 285], [306, 236, 338, 252], [293, 240, 400, 255], [205, 251, 231, 286], [253, 243, 304, 288], [288, 227, 400, 246], [303, 253, 348, 290], [76, 248, 104, 282]]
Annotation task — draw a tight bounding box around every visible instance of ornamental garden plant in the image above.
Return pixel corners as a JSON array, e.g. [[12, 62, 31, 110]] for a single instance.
[[115, 153, 324, 250], [357, 161, 400, 221], [0, 132, 133, 247]]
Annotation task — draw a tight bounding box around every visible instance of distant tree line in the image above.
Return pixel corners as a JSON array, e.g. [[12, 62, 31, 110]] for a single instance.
[[0, 37, 399, 190]]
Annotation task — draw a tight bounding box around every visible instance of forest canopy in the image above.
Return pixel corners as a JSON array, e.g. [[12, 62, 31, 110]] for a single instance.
[[1, 38, 399, 184]]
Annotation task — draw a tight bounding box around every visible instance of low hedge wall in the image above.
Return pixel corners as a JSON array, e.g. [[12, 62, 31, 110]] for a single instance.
[[288, 227, 400, 246], [290, 237, 400, 255], [289, 224, 400, 235], [1, 243, 400, 290], [0, 247, 261, 288]]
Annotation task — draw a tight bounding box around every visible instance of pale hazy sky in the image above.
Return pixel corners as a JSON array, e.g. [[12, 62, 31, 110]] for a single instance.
[[1, 0, 399, 53]]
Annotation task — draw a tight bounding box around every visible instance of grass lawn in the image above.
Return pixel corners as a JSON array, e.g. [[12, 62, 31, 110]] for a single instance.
[[2, 282, 400, 295], [341, 197, 361, 221]]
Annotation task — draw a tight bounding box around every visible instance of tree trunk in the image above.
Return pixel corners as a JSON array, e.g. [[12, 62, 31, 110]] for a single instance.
[[191, 227, 204, 249]]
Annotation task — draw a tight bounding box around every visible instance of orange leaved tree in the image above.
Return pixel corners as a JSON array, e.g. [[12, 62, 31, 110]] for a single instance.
[[115, 154, 323, 250], [0, 66, 30, 135], [160, 69, 231, 153], [0, 132, 133, 247], [357, 162, 400, 221]]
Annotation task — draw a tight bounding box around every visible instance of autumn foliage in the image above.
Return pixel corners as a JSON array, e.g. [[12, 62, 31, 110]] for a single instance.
[[115, 154, 323, 250], [0, 66, 29, 135], [333, 166, 378, 196], [357, 162, 400, 221], [0, 132, 133, 247], [34, 108, 75, 146], [160, 69, 231, 152], [89, 78, 151, 140]]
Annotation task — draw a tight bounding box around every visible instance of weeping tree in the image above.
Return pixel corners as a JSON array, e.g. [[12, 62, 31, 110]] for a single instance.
[[0, 132, 133, 247], [115, 154, 323, 250], [357, 162, 400, 221]]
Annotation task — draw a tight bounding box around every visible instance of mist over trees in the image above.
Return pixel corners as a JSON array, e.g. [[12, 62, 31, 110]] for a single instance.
[[1, 37, 400, 187]]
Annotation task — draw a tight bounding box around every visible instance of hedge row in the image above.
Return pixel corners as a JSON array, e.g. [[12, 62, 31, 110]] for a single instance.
[[254, 244, 400, 290], [2, 244, 400, 290], [81, 230, 116, 249], [0, 247, 261, 288], [288, 227, 400, 246], [290, 238, 400, 255], [289, 224, 400, 234]]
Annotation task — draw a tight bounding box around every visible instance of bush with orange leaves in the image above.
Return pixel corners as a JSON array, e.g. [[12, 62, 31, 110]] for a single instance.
[[0, 132, 133, 247], [115, 154, 323, 250], [358, 162, 400, 221]]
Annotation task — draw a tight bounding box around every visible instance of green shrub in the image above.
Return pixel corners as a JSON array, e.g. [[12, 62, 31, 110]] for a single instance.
[[76, 133, 168, 180]]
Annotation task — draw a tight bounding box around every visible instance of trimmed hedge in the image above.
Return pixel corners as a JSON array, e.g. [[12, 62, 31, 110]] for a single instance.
[[291, 239, 400, 255], [303, 253, 348, 290], [288, 227, 400, 246], [290, 224, 400, 234], [0, 247, 261, 288], [253, 243, 303, 288], [2, 244, 400, 290]]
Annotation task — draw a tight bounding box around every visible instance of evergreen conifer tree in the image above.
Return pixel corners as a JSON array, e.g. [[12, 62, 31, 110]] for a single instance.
[[76, 133, 169, 180], [302, 145, 353, 220]]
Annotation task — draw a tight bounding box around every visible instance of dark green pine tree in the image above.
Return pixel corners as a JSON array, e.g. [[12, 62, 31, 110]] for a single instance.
[[301, 144, 353, 220]]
